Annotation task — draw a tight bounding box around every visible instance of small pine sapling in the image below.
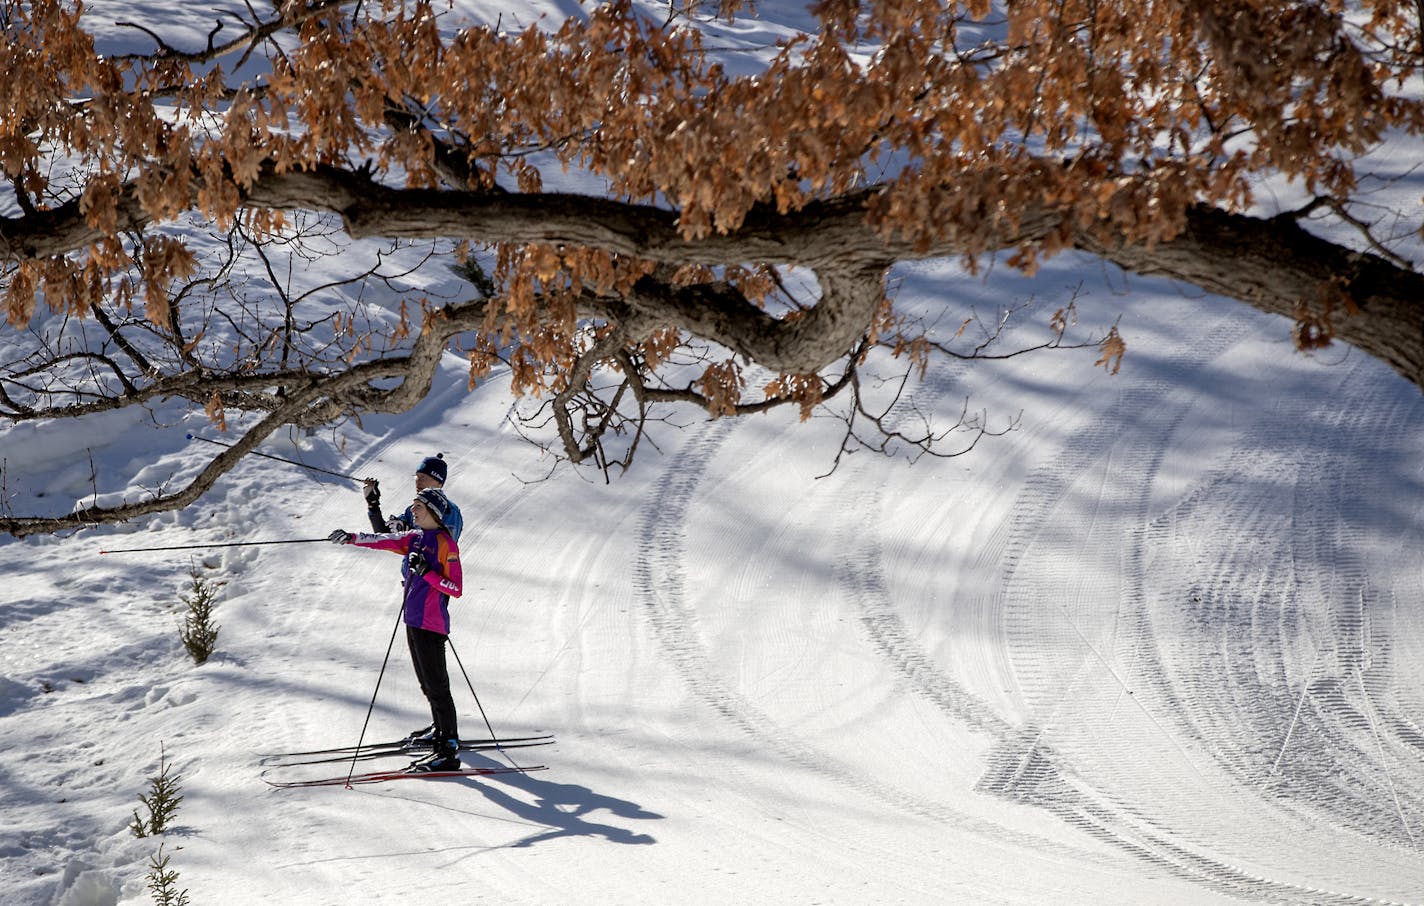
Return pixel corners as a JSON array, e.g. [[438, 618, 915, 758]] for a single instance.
[[146, 843, 190, 906], [130, 745, 183, 838], [178, 566, 221, 665]]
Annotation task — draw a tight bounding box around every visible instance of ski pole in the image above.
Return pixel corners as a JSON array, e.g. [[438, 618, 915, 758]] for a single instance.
[[186, 434, 362, 484], [345, 601, 407, 789], [448, 638, 519, 769], [99, 538, 331, 554]]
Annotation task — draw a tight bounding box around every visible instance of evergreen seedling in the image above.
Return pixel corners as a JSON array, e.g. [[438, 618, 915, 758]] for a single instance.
[[146, 843, 190, 906], [178, 567, 220, 665], [130, 746, 183, 838]]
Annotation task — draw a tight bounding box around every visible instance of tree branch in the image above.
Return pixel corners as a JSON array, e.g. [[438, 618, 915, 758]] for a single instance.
[[0, 380, 324, 537], [1078, 205, 1424, 388], [4, 162, 1422, 389]]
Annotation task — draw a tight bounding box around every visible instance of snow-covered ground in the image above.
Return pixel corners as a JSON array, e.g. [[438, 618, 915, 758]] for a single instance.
[[5, 3, 1424, 905], [7, 253, 1424, 904]]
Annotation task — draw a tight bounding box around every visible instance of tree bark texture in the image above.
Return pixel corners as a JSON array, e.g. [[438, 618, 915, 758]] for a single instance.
[[3, 165, 1421, 390]]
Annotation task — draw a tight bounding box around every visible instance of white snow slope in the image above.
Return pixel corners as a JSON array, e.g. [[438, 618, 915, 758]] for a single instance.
[[4, 3, 1424, 906]]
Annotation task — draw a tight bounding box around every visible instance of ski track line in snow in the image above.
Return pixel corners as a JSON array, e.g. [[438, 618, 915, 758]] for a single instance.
[[961, 314, 1260, 724], [834, 425, 1413, 905], [1310, 377, 1424, 851], [834, 480, 1010, 736], [827, 474, 1174, 875], [1022, 448, 1405, 902], [629, 417, 1113, 864], [1154, 365, 1424, 861], [972, 313, 1255, 693], [834, 330, 1183, 872], [825, 468, 1293, 901], [1151, 370, 1421, 809], [1113, 409, 1420, 902], [835, 338, 1011, 741], [1148, 381, 1422, 901], [970, 315, 1244, 777], [962, 315, 1422, 903]]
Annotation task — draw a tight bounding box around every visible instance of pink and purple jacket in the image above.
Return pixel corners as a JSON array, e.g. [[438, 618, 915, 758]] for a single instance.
[[349, 528, 462, 634]]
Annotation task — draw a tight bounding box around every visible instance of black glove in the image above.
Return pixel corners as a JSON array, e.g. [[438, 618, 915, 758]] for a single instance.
[[362, 478, 381, 507], [406, 549, 429, 577], [385, 515, 408, 533], [328, 529, 353, 545]]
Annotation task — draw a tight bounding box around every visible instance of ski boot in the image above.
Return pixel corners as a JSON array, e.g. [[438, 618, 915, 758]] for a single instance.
[[408, 737, 461, 773], [404, 724, 436, 751]]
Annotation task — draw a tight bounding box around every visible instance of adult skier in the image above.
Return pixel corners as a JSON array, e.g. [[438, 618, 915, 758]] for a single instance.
[[363, 453, 464, 541]]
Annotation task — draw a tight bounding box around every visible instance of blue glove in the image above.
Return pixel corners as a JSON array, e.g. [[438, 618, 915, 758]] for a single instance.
[[328, 529, 353, 545], [406, 549, 429, 576]]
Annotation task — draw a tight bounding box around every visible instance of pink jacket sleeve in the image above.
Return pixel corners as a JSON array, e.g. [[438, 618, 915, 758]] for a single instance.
[[348, 530, 417, 554], [348, 530, 461, 597]]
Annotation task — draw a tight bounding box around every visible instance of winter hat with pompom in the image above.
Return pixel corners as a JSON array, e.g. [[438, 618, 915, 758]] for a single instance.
[[416, 454, 448, 484]]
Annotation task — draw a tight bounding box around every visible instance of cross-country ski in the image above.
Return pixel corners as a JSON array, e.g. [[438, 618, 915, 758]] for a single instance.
[[260, 733, 555, 761], [262, 737, 555, 768], [264, 764, 546, 790]]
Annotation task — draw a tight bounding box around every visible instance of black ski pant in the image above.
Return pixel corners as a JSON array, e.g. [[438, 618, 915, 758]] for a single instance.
[[406, 625, 459, 743]]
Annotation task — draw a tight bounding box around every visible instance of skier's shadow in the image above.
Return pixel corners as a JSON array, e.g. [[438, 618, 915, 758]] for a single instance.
[[465, 754, 661, 846]]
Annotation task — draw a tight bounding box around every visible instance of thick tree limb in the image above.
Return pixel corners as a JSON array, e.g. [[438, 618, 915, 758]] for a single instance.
[[211, 169, 1424, 391], [1078, 206, 1424, 388], [4, 163, 1422, 389]]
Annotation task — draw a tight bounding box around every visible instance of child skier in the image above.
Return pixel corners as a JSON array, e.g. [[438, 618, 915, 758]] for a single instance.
[[328, 487, 464, 772]]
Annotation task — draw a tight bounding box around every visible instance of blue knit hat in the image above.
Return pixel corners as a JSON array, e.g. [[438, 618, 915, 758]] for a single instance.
[[416, 454, 447, 484], [414, 488, 452, 529]]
